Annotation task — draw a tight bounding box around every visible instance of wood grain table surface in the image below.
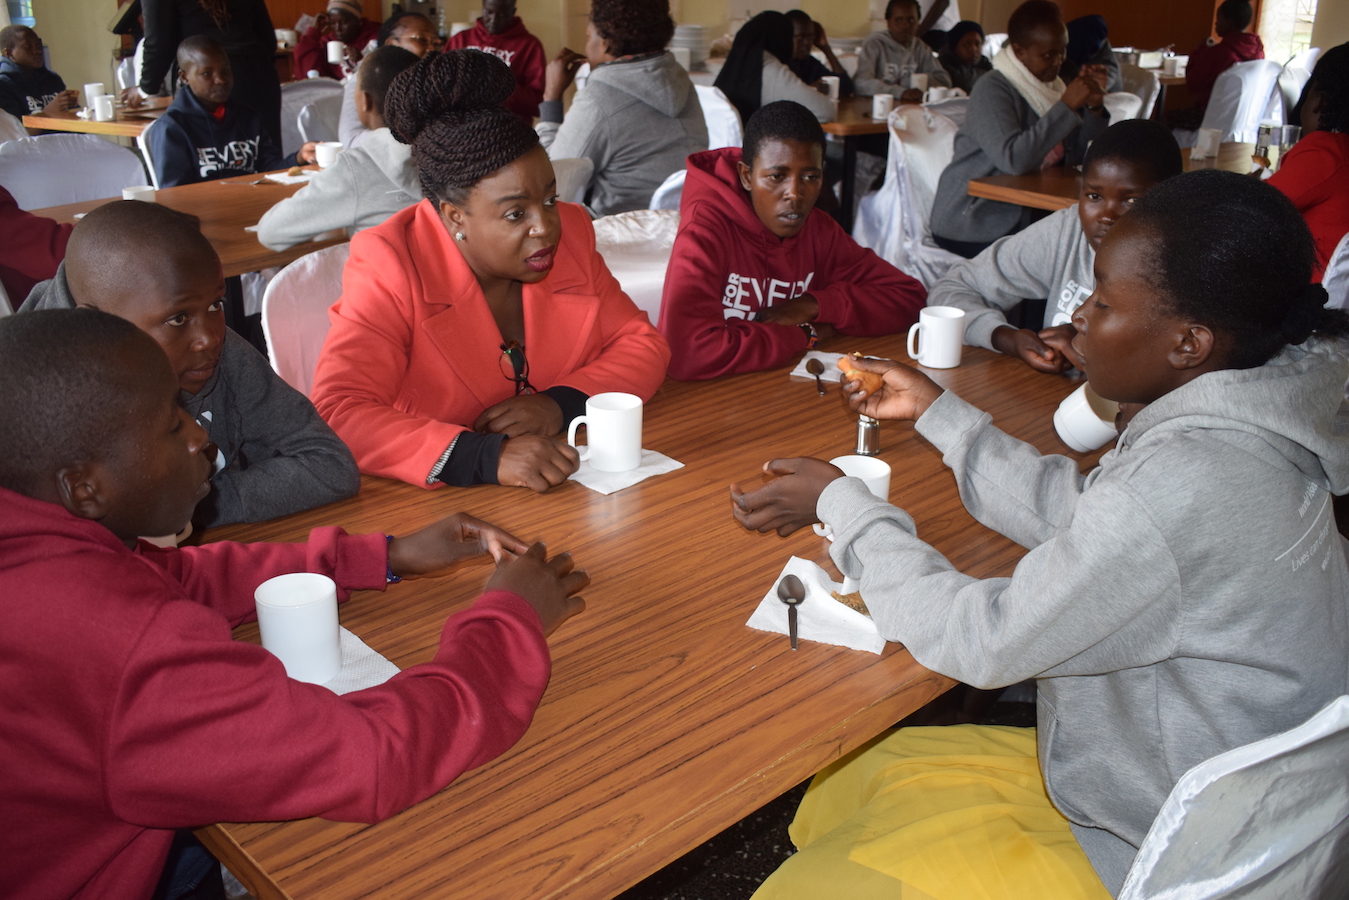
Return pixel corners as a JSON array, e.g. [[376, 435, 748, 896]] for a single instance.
[[30, 170, 345, 278], [196, 336, 1103, 900], [821, 95, 891, 138], [966, 141, 1258, 211], [23, 96, 170, 137]]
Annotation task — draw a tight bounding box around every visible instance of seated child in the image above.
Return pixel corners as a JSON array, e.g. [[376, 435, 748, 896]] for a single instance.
[[338, 12, 437, 151], [20, 200, 360, 528], [445, 0, 547, 121], [855, 0, 952, 103], [1269, 43, 1349, 282], [0, 306, 587, 900], [258, 45, 421, 251], [935, 20, 991, 95], [1174, 0, 1263, 127], [929, 118, 1183, 372], [295, 0, 380, 80], [658, 101, 927, 381], [784, 9, 854, 98], [930, 0, 1109, 258], [149, 36, 315, 188], [0, 184, 70, 304], [733, 170, 1349, 897], [0, 25, 77, 124]]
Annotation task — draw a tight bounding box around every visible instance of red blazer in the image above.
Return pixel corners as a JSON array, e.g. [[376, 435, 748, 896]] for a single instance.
[[312, 200, 670, 487], [1269, 131, 1349, 282]]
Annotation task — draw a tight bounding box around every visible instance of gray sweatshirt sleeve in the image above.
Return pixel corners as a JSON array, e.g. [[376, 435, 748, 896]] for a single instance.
[[966, 78, 1084, 176], [928, 207, 1078, 349], [338, 72, 369, 150], [537, 89, 606, 166], [854, 35, 890, 97], [255, 156, 359, 251], [201, 335, 361, 527]]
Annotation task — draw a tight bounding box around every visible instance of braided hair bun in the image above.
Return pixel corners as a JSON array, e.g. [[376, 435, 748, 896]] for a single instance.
[[384, 49, 541, 204]]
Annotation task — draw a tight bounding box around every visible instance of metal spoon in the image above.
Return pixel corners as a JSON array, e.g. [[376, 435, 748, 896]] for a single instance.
[[805, 358, 826, 396], [777, 574, 806, 650]]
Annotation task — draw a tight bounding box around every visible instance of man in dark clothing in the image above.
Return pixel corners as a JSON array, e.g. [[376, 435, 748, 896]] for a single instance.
[[0, 25, 77, 124], [148, 36, 315, 187]]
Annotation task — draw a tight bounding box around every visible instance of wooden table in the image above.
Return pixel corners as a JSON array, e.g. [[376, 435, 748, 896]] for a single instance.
[[30, 171, 345, 279], [966, 142, 1258, 212], [197, 338, 1103, 900], [822, 96, 890, 234], [23, 96, 169, 138]]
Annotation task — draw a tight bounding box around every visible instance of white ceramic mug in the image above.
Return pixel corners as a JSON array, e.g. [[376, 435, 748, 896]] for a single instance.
[[814, 456, 892, 539], [122, 185, 157, 202], [254, 573, 342, 684], [1053, 382, 1120, 452], [871, 93, 894, 118], [93, 94, 115, 122], [314, 141, 343, 168], [1192, 127, 1221, 160], [909, 72, 928, 91], [326, 40, 346, 65], [567, 392, 643, 472], [1162, 56, 1179, 76], [83, 82, 105, 106], [820, 75, 841, 100], [924, 86, 950, 103], [907, 306, 966, 369]]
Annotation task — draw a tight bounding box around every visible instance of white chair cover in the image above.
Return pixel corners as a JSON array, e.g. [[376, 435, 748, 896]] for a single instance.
[[1288, 47, 1322, 72], [983, 33, 1008, 60], [1118, 695, 1349, 900], [297, 93, 343, 144], [648, 168, 686, 211], [922, 95, 969, 129], [592, 208, 679, 324], [137, 114, 165, 189], [260, 243, 350, 397], [853, 105, 963, 288], [0, 277, 11, 317], [1102, 91, 1145, 121], [694, 84, 744, 149], [1198, 59, 1285, 144], [1120, 63, 1161, 120], [115, 55, 137, 92], [280, 78, 342, 157], [1279, 63, 1314, 121], [0, 109, 26, 144], [551, 157, 594, 205], [0, 134, 147, 209], [1324, 232, 1349, 312]]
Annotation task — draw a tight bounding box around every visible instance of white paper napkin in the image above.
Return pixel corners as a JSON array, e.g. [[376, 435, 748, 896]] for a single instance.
[[264, 171, 318, 185], [567, 449, 683, 495], [789, 350, 847, 380], [320, 626, 401, 695], [746, 556, 884, 654]]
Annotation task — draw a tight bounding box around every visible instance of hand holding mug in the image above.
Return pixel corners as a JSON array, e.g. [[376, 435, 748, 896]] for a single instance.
[[497, 434, 580, 492], [475, 394, 565, 438], [486, 542, 589, 636], [839, 356, 944, 422], [730, 457, 844, 536], [388, 513, 531, 578]]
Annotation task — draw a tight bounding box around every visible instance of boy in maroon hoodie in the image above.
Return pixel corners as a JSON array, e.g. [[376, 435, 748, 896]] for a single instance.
[[1179, 0, 1263, 120], [0, 308, 588, 900], [445, 0, 546, 120], [658, 100, 926, 381]]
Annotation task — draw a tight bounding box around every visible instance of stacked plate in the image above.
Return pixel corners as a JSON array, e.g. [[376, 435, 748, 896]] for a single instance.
[[670, 24, 708, 70]]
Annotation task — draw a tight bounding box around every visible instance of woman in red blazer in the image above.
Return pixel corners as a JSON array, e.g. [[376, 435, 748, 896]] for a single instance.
[[312, 50, 670, 491]]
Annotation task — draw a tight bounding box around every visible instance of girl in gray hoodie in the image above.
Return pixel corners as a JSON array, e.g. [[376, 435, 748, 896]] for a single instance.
[[736, 171, 1349, 898]]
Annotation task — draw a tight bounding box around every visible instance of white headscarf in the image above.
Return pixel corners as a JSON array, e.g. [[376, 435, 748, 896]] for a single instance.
[[992, 45, 1065, 117]]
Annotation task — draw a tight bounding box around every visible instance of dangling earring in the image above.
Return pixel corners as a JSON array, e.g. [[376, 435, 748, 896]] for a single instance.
[[454, 231, 466, 242]]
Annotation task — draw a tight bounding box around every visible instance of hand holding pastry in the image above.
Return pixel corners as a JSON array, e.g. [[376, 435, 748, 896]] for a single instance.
[[838, 355, 943, 422]]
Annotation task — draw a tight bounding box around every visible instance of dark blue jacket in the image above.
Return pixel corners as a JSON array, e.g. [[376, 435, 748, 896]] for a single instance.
[[0, 58, 66, 120], [148, 87, 294, 187]]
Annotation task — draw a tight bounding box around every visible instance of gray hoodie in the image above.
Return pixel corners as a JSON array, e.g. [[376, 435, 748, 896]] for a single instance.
[[20, 266, 360, 528], [854, 30, 952, 98], [930, 205, 1095, 349], [255, 127, 420, 251], [538, 51, 708, 217], [817, 339, 1349, 893], [931, 71, 1108, 244]]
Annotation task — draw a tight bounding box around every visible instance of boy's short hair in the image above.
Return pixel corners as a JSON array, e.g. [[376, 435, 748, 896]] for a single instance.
[[359, 45, 420, 116], [0, 24, 32, 55], [1083, 118, 1184, 184], [176, 34, 226, 69], [784, 9, 812, 29], [885, 0, 921, 18], [65, 201, 216, 304], [1216, 0, 1254, 31], [1007, 0, 1063, 46], [0, 309, 151, 495], [742, 101, 826, 168]]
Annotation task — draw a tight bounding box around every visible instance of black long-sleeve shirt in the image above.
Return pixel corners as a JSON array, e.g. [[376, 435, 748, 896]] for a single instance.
[[139, 0, 275, 96]]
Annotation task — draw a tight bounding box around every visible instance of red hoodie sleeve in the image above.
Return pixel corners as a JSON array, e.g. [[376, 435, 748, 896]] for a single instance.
[[0, 186, 72, 302], [658, 205, 811, 381], [507, 35, 546, 118], [810, 219, 927, 337]]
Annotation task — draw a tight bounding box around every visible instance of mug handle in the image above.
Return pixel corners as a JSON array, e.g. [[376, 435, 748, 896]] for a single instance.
[[812, 522, 833, 540], [907, 322, 922, 361], [566, 416, 591, 461]]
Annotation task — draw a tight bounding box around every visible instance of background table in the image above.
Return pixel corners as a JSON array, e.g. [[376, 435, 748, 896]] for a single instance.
[[30, 171, 345, 278], [23, 96, 169, 138], [198, 338, 1104, 900], [823, 96, 889, 234]]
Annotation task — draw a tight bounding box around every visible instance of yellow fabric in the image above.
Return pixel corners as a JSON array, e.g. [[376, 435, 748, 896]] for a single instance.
[[753, 725, 1113, 900]]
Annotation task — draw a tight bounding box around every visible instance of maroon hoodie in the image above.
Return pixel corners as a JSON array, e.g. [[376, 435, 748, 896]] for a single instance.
[[446, 17, 546, 121], [0, 185, 70, 306], [1185, 31, 1264, 112], [658, 147, 926, 381]]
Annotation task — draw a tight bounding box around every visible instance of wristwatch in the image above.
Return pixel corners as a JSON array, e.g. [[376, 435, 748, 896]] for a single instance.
[[798, 322, 820, 349]]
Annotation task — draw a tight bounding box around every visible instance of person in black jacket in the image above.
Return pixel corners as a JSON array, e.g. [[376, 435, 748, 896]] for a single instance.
[[147, 37, 315, 187], [121, 0, 282, 148], [0, 25, 77, 124]]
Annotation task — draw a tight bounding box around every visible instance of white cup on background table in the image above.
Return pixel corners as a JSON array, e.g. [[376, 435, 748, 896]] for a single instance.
[[314, 141, 343, 167], [255, 573, 342, 684], [909, 72, 928, 91], [907, 306, 966, 369], [123, 185, 157, 202], [567, 392, 643, 473], [83, 82, 105, 106], [93, 94, 115, 122], [820, 75, 840, 100]]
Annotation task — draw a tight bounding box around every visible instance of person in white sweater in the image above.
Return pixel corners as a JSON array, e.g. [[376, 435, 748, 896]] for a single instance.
[[855, 0, 952, 100], [258, 45, 421, 252]]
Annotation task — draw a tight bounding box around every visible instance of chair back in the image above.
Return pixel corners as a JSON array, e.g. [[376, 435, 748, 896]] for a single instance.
[[592, 208, 680, 323], [280, 78, 342, 157], [1288, 47, 1322, 72], [0, 134, 147, 209], [115, 55, 137, 91], [297, 93, 343, 144], [260, 242, 350, 396], [694, 85, 744, 149], [0, 277, 11, 317], [853, 105, 962, 288], [1119, 695, 1349, 900], [922, 95, 968, 128], [1102, 91, 1145, 121], [648, 168, 686, 211], [1200, 59, 1284, 143], [1324, 233, 1349, 313], [551, 157, 594, 204], [982, 33, 1008, 60], [0, 109, 25, 144], [1278, 63, 1314, 121], [136, 114, 165, 189], [1119, 63, 1161, 118]]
